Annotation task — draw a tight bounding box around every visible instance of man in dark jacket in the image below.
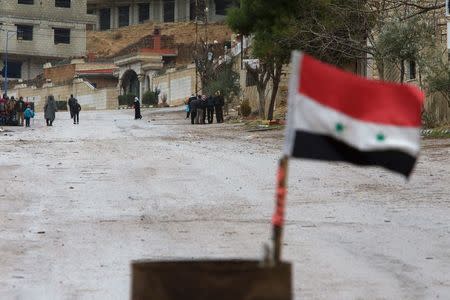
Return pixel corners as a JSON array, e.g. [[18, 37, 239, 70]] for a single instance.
[[206, 95, 215, 124], [200, 95, 207, 124], [190, 97, 199, 124], [214, 91, 225, 123], [195, 95, 204, 124], [68, 94, 76, 119], [73, 99, 81, 124], [16, 96, 26, 126]]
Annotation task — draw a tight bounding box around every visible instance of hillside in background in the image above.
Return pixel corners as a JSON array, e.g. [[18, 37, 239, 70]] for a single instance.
[[87, 22, 233, 60]]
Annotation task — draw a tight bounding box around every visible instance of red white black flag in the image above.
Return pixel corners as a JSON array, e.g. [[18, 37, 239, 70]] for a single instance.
[[284, 52, 425, 177]]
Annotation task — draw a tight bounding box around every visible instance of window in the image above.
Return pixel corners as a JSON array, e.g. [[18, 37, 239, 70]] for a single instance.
[[16, 25, 33, 41], [118, 6, 130, 27], [99, 8, 111, 31], [246, 72, 257, 87], [163, 0, 175, 22], [55, 0, 70, 8], [18, 0, 34, 4], [54, 28, 70, 44], [447, 0, 450, 16], [215, 0, 233, 16], [189, 0, 196, 21], [138, 3, 150, 23], [409, 60, 416, 80], [1, 61, 22, 79]]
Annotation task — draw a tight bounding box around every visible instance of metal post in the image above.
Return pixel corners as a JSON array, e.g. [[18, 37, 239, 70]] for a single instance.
[[194, 0, 199, 94], [4, 33, 9, 95], [240, 34, 244, 70], [204, 5, 208, 46], [2, 30, 16, 96]]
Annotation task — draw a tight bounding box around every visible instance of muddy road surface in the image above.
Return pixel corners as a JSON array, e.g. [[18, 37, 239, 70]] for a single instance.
[[0, 109, 449, 299]]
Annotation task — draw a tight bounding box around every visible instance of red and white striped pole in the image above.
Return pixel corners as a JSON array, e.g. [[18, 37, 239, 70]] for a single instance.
[[272, 156, 289, 263]]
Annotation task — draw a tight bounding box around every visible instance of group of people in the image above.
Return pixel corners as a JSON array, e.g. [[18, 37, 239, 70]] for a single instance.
[[0, 93, 83, 128], [34, 94, 80, 127], [185, 92, 225, 125], [0, 94, 34, 127]]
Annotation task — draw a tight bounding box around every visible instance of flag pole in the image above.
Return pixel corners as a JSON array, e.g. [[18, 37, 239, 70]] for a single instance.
[[272, 155, 289, 263]]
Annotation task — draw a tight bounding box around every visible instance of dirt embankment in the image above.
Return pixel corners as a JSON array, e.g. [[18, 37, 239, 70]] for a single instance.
[[87, 22, 233, 58]]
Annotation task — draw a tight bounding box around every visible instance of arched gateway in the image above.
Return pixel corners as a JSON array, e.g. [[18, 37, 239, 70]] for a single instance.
[[121, 69, 139, 97]]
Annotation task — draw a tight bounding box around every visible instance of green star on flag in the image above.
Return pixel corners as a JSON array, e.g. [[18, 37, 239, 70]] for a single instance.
[[376, 133, 386, 142], [335, 123, 344, 133]]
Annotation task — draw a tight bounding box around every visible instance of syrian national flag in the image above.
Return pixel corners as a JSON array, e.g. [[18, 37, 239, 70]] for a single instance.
[[284, 52, 425, 177]]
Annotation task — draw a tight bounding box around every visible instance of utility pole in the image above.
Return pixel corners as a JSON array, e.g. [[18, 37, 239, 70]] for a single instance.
[[204, 5, 208, 47], [204, 2, 209, 94], [194, 0, 199, 94], [1, 29, 17, 96]]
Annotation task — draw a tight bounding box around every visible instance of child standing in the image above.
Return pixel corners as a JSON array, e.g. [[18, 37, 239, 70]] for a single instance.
[[24, 105, 35, 127]]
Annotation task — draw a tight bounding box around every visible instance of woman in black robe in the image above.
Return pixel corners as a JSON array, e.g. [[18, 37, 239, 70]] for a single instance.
[[134, 97, 142, 119]]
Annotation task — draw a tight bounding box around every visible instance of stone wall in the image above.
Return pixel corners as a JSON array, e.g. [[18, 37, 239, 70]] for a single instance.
[[44, 64, 77, 84], [152, 65, 198, 106], [89, 77, 118, 89], [1, 79, 118, 112]]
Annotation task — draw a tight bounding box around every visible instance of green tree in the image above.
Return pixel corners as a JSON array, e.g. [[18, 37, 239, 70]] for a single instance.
[[204, 59, 241, 114], [375, 17, 433, 83], [227, 0, 296, 120], [227, 0, 371, 120]]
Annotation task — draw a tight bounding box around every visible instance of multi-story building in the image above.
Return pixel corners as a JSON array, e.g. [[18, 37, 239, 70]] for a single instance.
[[87, 0, 233, 31], [0, 0, 96, 82]]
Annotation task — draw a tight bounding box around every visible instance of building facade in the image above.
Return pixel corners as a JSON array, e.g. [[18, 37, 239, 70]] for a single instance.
[[87, 0, 233, 30], [114, 30, 177, 101], [0, 0, 96, 83]]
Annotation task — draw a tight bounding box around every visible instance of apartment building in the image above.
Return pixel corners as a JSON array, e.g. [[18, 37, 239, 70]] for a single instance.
[[0, 0, 96, 81], [87, 0, 233, 30]]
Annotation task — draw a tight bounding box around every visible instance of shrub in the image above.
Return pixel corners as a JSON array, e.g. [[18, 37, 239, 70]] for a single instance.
[[142, 90, 158, 106], [422, 109, 439, 129], [240, 99, 251, 117], [118, 94, 136, 107], [56, 101, 68, 111]]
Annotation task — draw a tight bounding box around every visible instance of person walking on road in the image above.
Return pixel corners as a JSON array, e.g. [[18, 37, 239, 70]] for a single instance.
[[24, 104, 35, 128], [44, 95, 57, 126], [16, 96, 26, 126], [207, 95, 215, 124], [73, 99, 81, 124], [134, 97, 142, 119], [68, 94, 76, 119], [214, 91, 225, 123]]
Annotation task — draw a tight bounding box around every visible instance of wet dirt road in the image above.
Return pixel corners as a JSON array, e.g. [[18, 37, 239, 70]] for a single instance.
[[0, 109, 449, 299]]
